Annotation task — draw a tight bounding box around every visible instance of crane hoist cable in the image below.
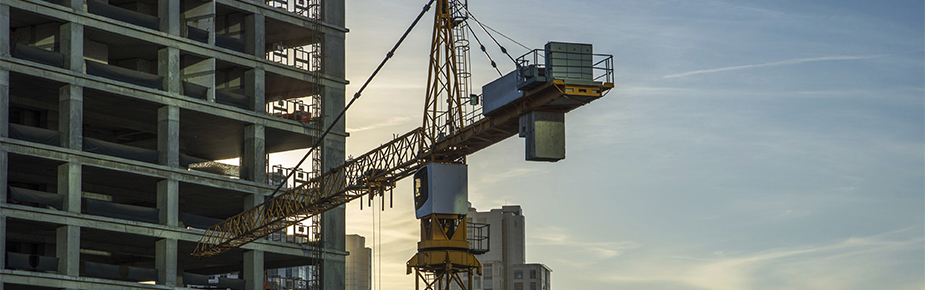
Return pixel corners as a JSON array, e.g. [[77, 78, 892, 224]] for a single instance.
[[465, 23, 504, 77], [268, 0, 436, 199], [454, 1, 518, 65], [481, 22, 531, 51]]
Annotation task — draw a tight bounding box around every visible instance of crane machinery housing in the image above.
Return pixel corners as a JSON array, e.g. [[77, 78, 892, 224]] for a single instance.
[[192, 0, 614, 289]]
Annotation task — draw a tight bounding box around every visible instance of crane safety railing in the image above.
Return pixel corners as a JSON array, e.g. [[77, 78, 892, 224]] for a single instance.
[[266, 98, 320, 126], [515, 48, 614, 88], [193, 128, 428, 257], [265, 0, 321, 20]]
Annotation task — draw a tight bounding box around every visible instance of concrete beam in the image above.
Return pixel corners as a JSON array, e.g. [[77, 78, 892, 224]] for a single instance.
[[245, 68, 265, 113], [157, 179, 179, 226], [55, 225, 80, 276], [155, 238, 178, 286], [158, 47, 181, 94], [59, 22, 83, 73], [158, 0, 181, 35], [244, 14, 265, 57], [57, 162, 81, 213], [0, 4, 9, 57], [244, 250, 264, 290], [58, 84, 82, 150], [242, 124, 266, 183], [182, 57, 216, 102], [157, 105, 180, 167]]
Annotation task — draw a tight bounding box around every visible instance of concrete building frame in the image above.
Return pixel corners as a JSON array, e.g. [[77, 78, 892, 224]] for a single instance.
[[0, 0, 348, 289]]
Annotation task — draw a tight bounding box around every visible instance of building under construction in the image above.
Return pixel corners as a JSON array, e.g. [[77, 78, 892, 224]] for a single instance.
[[0, 0, 347, 288]]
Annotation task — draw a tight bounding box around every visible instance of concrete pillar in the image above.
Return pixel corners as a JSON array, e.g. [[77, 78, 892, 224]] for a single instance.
[[323, 33, 346, 80], [181, 57, 216, 101], [0, 218, 5, 283], [1, 68, 8, 138], [322, 0, 345, 27], [0, 151, 6, 204], [243, 250, 264, 290], [244, 14, 264, 57], [322, 85, 347, 289], [241, 124, 266, 183], [56, 225, 80, 276], [181, 0, 215, 44], [58, 84, 82, 150], [158, 105, 180, 167], [159, 47, 181, 93], [244, 68, 265, 113], [244, 193, 263, 209], [57, 162, 81, 212], [0, 5, 9, 57], [63, 0, 82, 11], [155, 238, 178, 286], [157, 179, 179, 226], [158, 0, 181, 35], [60, 22, 84, 72]]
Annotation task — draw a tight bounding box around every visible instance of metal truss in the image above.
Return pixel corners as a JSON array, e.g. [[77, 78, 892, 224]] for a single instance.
[[193, 128, 427, 257]]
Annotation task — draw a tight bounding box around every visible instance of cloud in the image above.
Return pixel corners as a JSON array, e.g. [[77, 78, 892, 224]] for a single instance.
[[662, 54, 890, 79], [600, 228, 925, 290], [529, 226, 639, 261], [347, 116, 414, 133]]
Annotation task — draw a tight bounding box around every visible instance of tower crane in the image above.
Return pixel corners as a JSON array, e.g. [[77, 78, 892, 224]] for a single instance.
[[192, 0, 614, 289]]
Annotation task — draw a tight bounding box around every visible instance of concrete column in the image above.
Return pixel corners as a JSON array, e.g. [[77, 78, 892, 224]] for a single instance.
[[157, 179, 179, 226], [0, 218, 5, 283], [244, 193, 263, 209], [322, 0, 344, 27], [181, 57, 216, 101], [158, 0, 181, 35], [321, 84, 347, 289], [1, 68, 9, 138], [244, 68, 265, 113], [244, 14, 265, 57], [158, 106, 180, 167], [58, 84, 83, 150], [60, 22, 84, 72], [241, 124, 266, 183], [0, 5, 9, 57], [63, 0, 82, 11], [0, 151, 7, 204], [323, 33, 346, 80], [158, 47, 181, 93], [244, 250, 264, 290], [56, 225, 80, 276], [57, 162, 82, 212], [155, 238, 178, 286]]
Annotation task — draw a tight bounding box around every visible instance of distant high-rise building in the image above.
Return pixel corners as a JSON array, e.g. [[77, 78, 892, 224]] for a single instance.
[[345, 234, 372, 290], [455, 205, 552, 290]]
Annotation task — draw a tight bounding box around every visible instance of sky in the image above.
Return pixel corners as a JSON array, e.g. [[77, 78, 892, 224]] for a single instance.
[[274, 0, 924, 289]]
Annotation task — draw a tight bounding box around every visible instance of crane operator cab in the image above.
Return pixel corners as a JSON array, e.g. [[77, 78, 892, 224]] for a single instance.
[[407, 163, 482, 279]]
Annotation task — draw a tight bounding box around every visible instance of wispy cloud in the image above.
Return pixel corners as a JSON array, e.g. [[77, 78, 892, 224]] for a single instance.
[[663, 54, 890, 78], [347, 116, 414, 133], [600, 228, 925, 290], [529, 226, 639, 260]]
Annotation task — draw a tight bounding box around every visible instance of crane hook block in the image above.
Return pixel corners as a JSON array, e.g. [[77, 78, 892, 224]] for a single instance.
[[413, 163, 468, 219]]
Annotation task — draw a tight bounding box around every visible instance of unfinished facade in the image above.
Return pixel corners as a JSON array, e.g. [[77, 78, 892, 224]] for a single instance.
[[0, 0, 347, 288]]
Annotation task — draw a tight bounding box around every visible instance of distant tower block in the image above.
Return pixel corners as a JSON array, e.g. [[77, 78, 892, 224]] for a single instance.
[[520, 111, 565, 162]]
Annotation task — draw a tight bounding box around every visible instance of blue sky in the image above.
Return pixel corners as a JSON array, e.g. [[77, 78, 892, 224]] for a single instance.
[[278, 0, 924, 289]]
